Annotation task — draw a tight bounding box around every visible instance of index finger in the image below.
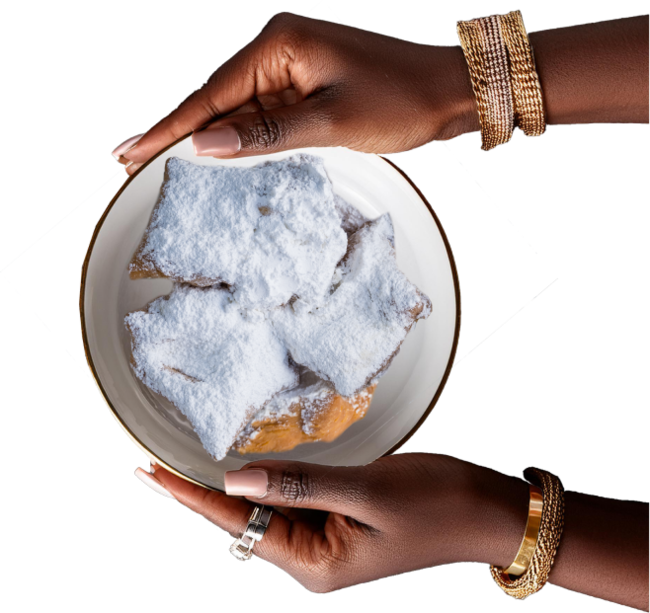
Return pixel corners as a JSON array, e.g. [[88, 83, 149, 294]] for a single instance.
[[123, 11, 302, 169], [150, 463, 292, 564]]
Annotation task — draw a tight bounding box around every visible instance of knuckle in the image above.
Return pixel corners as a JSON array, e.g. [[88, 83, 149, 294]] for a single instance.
[[305, 569, 337, 593], [244, 114, 283, 151], [279, 465, 313, 504], [165, 120, 189, 142], [265, 11, 295, 35], [196, 96, 220, 120], [263, 12, 307, 50], [269, 9, 298, 23], [304, 578, 335, 594]]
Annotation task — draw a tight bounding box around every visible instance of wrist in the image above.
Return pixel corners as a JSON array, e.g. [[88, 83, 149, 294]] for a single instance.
[[422, 45, 480, 140], [443, 43, 481, 140], [442, 46, 481, 138], [454, 463, 530, 567]]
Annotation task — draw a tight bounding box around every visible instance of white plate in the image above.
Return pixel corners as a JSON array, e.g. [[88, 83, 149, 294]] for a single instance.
[[81, 138, 460, 491]]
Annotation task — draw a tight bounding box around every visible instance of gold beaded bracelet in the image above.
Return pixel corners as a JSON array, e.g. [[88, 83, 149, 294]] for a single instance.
[[457, 10, 546, 150], [499, 11, 546, 137], [490, 467, 565, 599]]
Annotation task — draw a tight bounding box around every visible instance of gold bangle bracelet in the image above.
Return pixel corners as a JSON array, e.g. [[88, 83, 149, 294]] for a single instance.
[[457, 10, 546, 150], [502, 484, 544, 577], [491, 468, 565, 599]]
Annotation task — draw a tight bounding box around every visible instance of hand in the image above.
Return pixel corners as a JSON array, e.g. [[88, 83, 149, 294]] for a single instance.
[[116, 13, 478, 174], [142, 453, 528, 592]]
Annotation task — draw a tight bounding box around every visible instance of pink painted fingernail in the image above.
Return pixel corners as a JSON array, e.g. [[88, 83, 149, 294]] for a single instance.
[[192, 127, 241, 157], [112, 133, 144, 160], [135, 467, 175, 499], [126, 161, 142, 174], [224, 469, 268, 497]]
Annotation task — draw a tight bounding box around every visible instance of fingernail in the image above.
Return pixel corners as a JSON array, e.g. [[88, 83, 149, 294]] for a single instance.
[[112, 133, 144, 160], [126, 162, 142, 174], [193, 127, 241, 157], [224, 469, 268, 497], [135, 467, 175, 499]]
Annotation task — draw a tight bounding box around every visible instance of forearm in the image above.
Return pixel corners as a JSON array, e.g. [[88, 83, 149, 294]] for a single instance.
[[530, 16, 649, 125], [472, 468, 649, 610], [549, 491, 649, 610], [443, 15, 649, 137]]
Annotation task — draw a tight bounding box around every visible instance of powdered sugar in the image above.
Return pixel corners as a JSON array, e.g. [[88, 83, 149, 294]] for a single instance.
[[272, 214, 431, 396], [130, 155, 347, 310], [247, 378, 335, 435], [235, 375, 374, 447], [125, 284, 298, 460], [334, 194, 370, 236], [126, 154, 432, 458]]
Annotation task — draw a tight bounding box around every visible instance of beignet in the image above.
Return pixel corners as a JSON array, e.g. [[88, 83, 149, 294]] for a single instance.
[[272, 214, 431, 396], [130, 155, 347, 310], [125, 284, 298, 460]]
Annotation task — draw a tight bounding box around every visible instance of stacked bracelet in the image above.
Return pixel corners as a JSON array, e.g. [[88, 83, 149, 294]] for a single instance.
[[457, 10, 546, 150], [490, 467, 565, 599], [500, 11, 546, 137]]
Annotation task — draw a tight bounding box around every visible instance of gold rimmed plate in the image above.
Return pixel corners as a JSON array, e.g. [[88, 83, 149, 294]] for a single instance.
[[80, 137, 460, 491]]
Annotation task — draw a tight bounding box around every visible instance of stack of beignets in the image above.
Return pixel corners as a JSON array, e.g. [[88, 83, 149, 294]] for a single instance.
[[125, 155, 430, 459]]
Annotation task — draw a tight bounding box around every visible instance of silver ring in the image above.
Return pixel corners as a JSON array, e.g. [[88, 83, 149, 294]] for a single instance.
[[230, 505, 273, 561]]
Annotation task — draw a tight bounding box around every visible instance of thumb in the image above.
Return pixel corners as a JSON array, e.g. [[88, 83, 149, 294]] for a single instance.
[[225, 461, 375, 521], [191, 96, 339, 158]]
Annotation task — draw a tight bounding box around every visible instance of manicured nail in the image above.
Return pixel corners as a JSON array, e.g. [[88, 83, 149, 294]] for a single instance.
[[224, 469, 268, 497], [135, 467, 175, 499], [192, 127, 241, 157], [126, 162, 142, 174], [112, 133, 144, 160]]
